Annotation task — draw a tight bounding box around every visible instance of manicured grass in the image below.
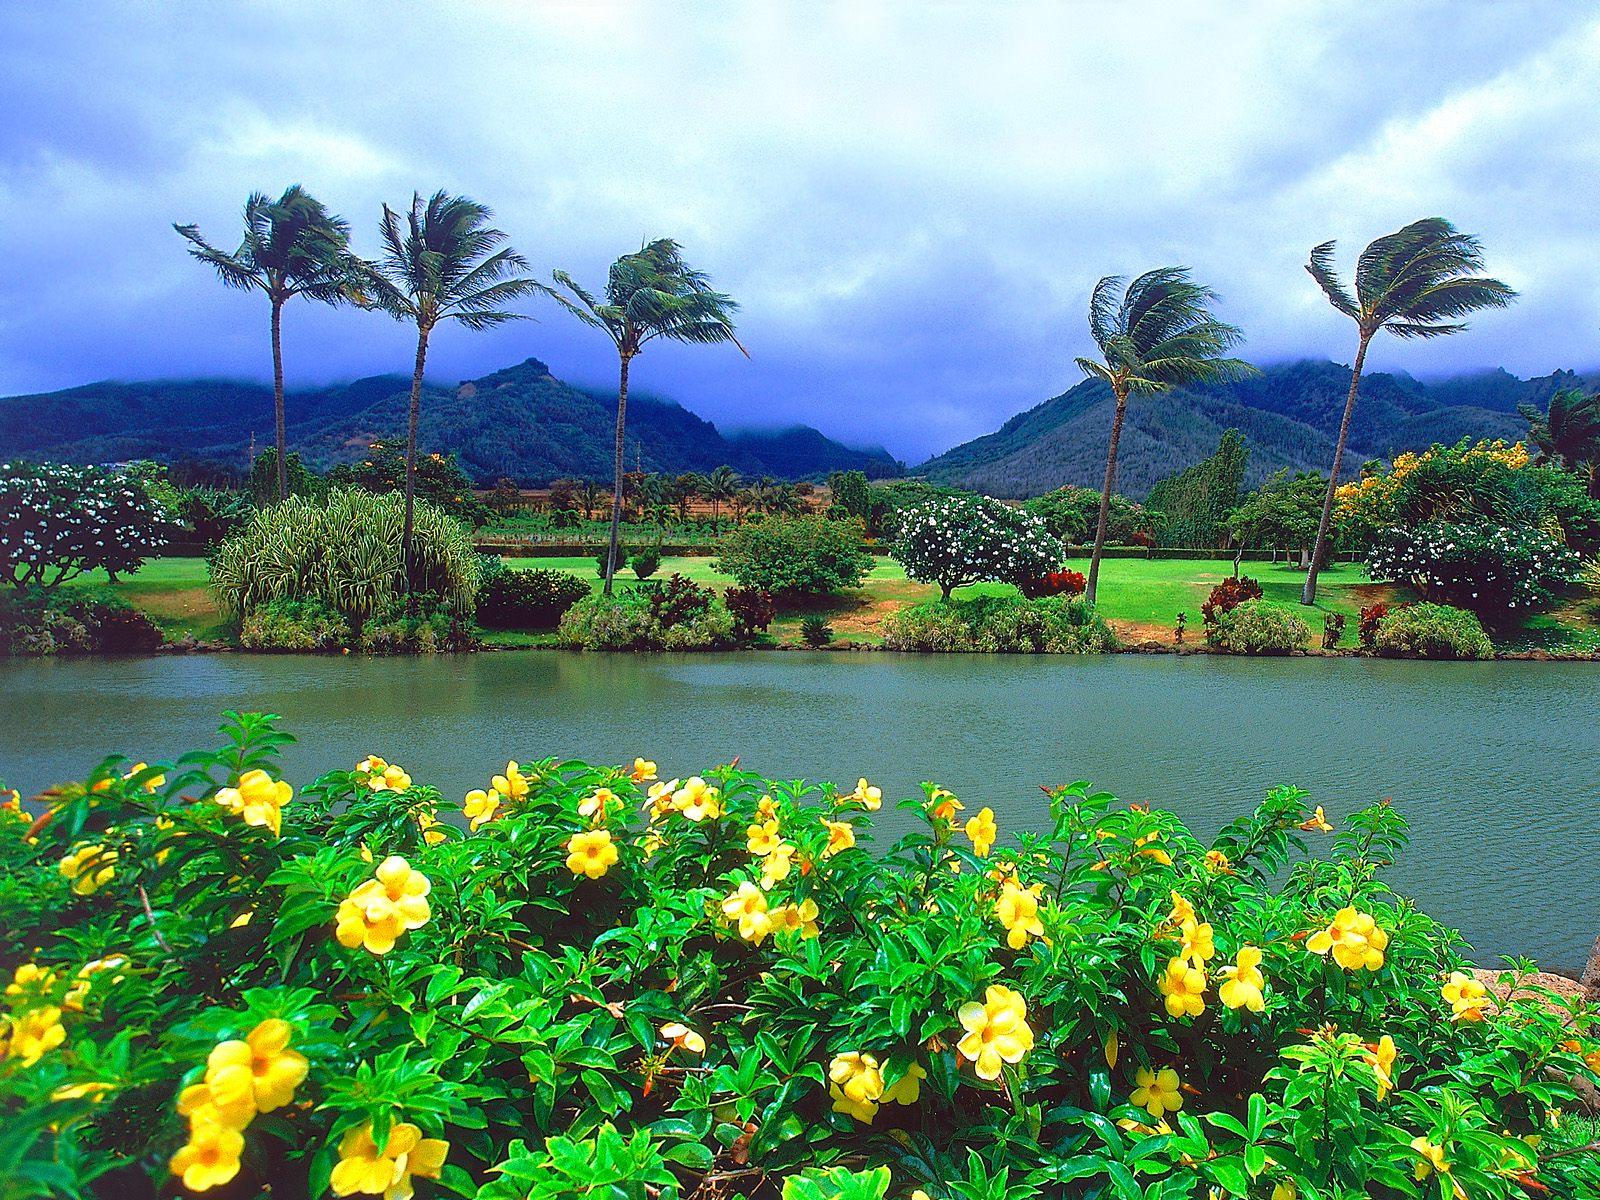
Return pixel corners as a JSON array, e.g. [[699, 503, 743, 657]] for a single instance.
[[61, 558, 230, 643]]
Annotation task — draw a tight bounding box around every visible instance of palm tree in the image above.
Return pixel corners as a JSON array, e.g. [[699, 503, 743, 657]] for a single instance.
[[578, 480, 605, 522], [1521, 388, 1600, 498], [175, 186, 357, 501], [1074, 268, 1251, 607], [364, 191, 544, 581], [548, 239, 745, 594], [1300, 218, 1516, 603], [704, 464, 740, 529]]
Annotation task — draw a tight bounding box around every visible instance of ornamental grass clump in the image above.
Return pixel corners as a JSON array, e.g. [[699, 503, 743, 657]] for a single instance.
[[3, 714, 1599, 1199]]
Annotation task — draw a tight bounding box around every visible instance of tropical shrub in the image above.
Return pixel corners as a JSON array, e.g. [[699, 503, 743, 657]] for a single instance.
[[1, 461, 179, 591], [239, 597, 352, 652], [1199, 575, 1263, 642], [1023, 485, 1148, 546], [178, 486, 255, 551], [892, 494, 1062, 599], [1365, 522, 1581, 621], [1207, 599, 1310, 655], [883, 596, 1117, 654], [210, 489, 482, 630], [1019, 570, 1085, 599], [800, 615, 834, 648], [557, 578, 735, 651], [724, 587, 776, 640], [63, 595, 165, 654], [327, 438, 491, 527], [716, 517, 873, 596], [631, 546, 663, 581], [1322, 612, 1346, 650], [1372, 602, 1494, 660], [1358, 602, 1390, 649], [246, 449, 324, 505], [0, 591, 165, 657], [475, 568, 590, 630], [4, 714, 1598, 1199], [358, 593, 479, 655]]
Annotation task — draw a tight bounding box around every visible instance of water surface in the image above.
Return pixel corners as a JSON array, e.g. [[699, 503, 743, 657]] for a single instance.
[[2, 652, 1595, 970]]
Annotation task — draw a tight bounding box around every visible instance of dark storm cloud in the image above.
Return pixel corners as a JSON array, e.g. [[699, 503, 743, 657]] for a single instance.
[[2, 1, 1596, 461]]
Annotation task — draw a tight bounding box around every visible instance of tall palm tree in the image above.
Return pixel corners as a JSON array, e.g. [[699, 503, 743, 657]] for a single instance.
[[548, 239, 745, 594], [705, 464, 740, 529], [1075, 268, 1251, 607], [1300, 218, 1516, 603], [365, 191, 543, 580], [578, 480, 605, 522], [175, 186, 357, 501], [1521, 387, 1600, 498]]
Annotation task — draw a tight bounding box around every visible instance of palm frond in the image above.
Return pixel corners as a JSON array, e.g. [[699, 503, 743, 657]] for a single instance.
[[1305, 240, 1357, 320]]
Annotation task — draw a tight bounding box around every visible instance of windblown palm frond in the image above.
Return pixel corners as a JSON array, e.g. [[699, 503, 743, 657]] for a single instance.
[[1076, 266, 1252, 395], [175, 185, 356, 304]]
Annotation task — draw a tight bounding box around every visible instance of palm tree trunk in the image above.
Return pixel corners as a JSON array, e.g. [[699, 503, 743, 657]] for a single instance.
[[603, 354, 632, 596], [1588, 462, 1599, 501], [1085, 386, 1129, 609], [1302, 334, 1370, 605], [401, 330, 429, 594], [271, 298, 287, 503]]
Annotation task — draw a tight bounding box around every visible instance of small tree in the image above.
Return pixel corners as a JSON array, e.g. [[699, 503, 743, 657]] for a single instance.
[[892, 493, 1062, 600], [1226, 469, 1327, 564], [327, 438, 490, 527], [714, 515, 873, 596], [1, 462, 178, 590]]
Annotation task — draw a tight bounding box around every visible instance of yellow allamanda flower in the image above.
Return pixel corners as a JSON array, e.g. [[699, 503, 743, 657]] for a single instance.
[[1218, 946, 1266, 1013], [1179, 919, 1214, 967], [7, 963, 59, 998], [215, 769, 292, 837], [1411, 1136, 1451, 1182], [1130, 1066, 1184, 1118], [330, 1122, 449, 1199], [579, 788, 618, 823], [929, 787, 963, 821], [770, 897, 820, 939], [881, 1061, 926, 1105], [169, 1116, 245, 1193], [720, 882, 772, 944], [59, 843, 117, 895], [1132, 831, 1171, 866], [1159, 956, 1207, 1019], [659, 1021, 705, 1054], [366, 763, 412, 793], [845, 778, 882, 811], [51, 1080, 112, 1103], [756, 794, 779, 820], [1442, 971, 1491, 1022], [828, 1051, 884, 1122], [566, 829, 619, 879], [1365, 1034, 1398, 1101], [994, 882, 1044, 950], [335, 856, 432, 956], [746, 819, 782, 857], [965, 807, 998, 857], [644, 779, 679, 822], [629, 757, 657, 783], [1297, 806, 1333, 833], [1166, 891, 1196, 928], [759, 841, 797, 888], [355, 755, 388, 775], [1204, 849, 1234, 875], [493, 761, 530, 803], [63, 955, 127, 1012], [202, 1019, 308, 1120], [1306, 906, 1388, 972], [956, 984, 1034, 1080], [822, 818, 856, 858], [672, 777, 722, 822], [415, 809, 447, 846], [123, 762, 165, 792], [6, 1006, 65, 1066], [463, 788, 500, 831]]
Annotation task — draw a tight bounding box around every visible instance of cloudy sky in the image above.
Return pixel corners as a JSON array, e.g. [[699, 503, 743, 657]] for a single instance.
[[2, 2, 1596, 461]]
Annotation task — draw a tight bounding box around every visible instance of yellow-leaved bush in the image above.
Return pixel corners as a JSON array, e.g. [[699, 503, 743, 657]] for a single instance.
[[0, 712, 1598, 1200]]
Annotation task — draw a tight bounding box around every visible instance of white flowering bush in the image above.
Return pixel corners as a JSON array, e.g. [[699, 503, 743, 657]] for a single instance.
[[0, 461, 178, 591], [891, 495, 1062, 599], [1366, 522, 1581, 621]]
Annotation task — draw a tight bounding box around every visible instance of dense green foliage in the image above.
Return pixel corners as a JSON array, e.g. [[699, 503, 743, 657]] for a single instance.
[[0, 591, 165, 657], [1144, 430, 1248, 549], [210, 490, 482, 628], [1, 461, 179, 591], [1226, 470, 1327, 560], [1372, 603, 1494, 660], [891, 495, 1061, 600], [328, 440, 491, 527], [882, 595, 1117, 653], [4, 715, 1597, 1199], [475, 567, 591, 630], [1022, 486, 1147, 546], [1206, 599, 1311, 655], [239, 597, 352, 652], [716, 517, 874, 596], [557, 576, 736, 650]]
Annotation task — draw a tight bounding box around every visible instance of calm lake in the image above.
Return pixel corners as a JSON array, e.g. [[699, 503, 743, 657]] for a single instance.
[[3, 651, 1596, 970]]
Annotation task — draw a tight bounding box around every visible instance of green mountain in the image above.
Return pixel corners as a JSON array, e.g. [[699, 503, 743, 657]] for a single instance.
[[0, 357, 902, 484], [916, 360, 1596, 499]]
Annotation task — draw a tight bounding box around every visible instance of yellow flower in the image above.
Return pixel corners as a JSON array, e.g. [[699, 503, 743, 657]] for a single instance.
[[335, 856, 432, 956], [177, 1078, 254, 1132], [1271, 1181, 1297, 1200], [846, 778, 882, 811], [672, 777, 722, 822], [929, 787, 963, 821], [215, 769, 292, 837], [828, 1051, 884, 1121], [822, 818, 856, 857], [169, 1116, 245, 1193], [881, 1060, 926, 1105], [1133, 831, 1171, 865], [660, 1021, 705, 1054], [1442, 971, 1490, 1022], [1166, 891, 1196, 928], [770, 897, 820, 939], [415, 809, 447, 846], [7, 1006, 65, 1066], [1130, 1066, 1184, 1118], [1158, 956, 1207, 1019], [1204, 849, 1234, 874], [720, 882, 771, 944], [1217, 946, 1266, 1013], [63, 955, 127, 1012], [579, 788, 618, 823], [463, 788, 500, 831], [760, 841, 797, 888], [59, 843, 117, 894], [956, 984, 1035, 1079], [1306, 907, 1388, 972], [1298, 806, 1333, 833], [965, 807, 997, 857], [123, 762, 165, 792], [367, 763, 412, 793], [645, 779, 679, 822], [994, 883, 1044, 950], [230, 910, 254, 929], [51, 1080, 112, 1103], [493, 761, 530, 803], [1179, 919, 1214, 966], [7, 962, 59, 998], [204, 1019, 309, 1117], [630, 757, 658, 783], [1411, 1136, 1450, 1181], [1365, 1035, 1398, 1101], [330, 1121, 449, 1199], [355, 755, 387, 775], [746, 819, 782, 857], [566, 829, 619, 879], [756, 794, 778, 820]]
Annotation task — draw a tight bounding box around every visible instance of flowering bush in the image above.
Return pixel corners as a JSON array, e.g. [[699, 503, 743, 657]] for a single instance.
[[1, 460, 179, 591], [1372, 602, 1495, 660], [1365, 522, 1582, 621], [892, 495, 1062, 599], [1199, 575, 1263, 643], [4, 715, 1600, 1199], [1018, 570, 1086, 599], [1358, 602, 1390, 649]]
